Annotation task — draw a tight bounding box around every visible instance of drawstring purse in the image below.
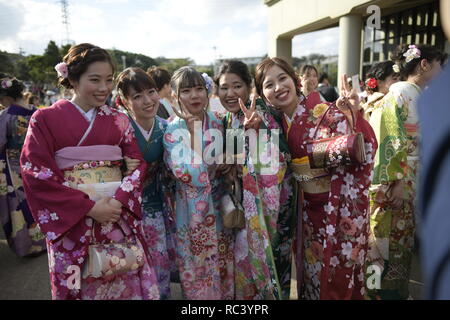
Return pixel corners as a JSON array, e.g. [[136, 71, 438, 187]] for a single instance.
[[307, 105, 366, 169]]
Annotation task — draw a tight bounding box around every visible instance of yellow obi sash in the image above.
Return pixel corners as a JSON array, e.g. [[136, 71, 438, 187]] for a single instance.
[[63, 161, 122, 201], [290, 157, 331, 194]]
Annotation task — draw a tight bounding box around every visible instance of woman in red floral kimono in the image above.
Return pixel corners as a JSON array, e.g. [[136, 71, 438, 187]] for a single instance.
[[20, 43, 160, 300], [254, 58, 377, 300]]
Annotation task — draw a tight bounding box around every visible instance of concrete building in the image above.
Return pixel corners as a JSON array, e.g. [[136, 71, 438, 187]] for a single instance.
[[265, 0, 449, 83]]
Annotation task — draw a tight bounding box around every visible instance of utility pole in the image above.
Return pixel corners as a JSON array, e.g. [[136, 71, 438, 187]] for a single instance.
[[59, 0, 71, 45]]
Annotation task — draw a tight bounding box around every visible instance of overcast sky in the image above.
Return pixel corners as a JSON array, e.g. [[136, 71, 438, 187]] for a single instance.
[[0, 0, 339, 65]]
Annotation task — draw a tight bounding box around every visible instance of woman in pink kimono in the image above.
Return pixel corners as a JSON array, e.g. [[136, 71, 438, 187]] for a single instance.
[[20, 43, 160, 300]]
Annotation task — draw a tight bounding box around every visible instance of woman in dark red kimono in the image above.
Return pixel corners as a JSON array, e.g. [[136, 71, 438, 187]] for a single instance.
[[20, 43, 160, 300], [254, 58, 377, 300]]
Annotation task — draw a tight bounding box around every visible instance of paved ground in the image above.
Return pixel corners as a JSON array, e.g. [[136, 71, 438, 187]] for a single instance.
[[0, 225, 423, 300], [0, 226, 183, 300]]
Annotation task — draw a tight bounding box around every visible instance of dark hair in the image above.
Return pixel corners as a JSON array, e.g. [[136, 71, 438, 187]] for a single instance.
[[254, 57, 301, 100], [171, 66, 208, 109], [214, 60, 252, 88], [299, 65, 319, 77], [23, 92, 39, 105], [116, 67, 157, 110], [391, 44, 447, 78], [319, 73, 329, 83], [365, 60, 397, 93], [0, 77, 25, 100], [147, 66, 171, 92], [58, 43, 115, 89]]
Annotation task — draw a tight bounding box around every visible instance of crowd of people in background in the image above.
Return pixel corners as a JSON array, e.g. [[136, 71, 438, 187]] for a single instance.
[[0, 27, 448, 300]]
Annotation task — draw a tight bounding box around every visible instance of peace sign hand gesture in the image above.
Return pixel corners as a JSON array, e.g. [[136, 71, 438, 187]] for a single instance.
[[336, 74, 361, 129], [172, 104, 202, 135], [239, 95, 262, 130]]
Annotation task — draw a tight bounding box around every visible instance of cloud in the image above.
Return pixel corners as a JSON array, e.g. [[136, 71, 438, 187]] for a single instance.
[[0, 0, 338, 66], [293, 27, 340, 57]]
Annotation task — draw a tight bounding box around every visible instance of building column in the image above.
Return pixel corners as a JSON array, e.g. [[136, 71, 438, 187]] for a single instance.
[[269, 36, 293, 65], [338, 14, 363, 90]]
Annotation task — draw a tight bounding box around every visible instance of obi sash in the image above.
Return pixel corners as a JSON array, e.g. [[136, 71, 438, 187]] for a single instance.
[[289, 157, 331, 194], [55, 145, 123, 200]]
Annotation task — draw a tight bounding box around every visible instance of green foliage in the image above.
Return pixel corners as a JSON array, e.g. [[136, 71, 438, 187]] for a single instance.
[[109, 49, 157, 73], [0, 51, 15, 75], [1, 40, 210, 86], [155, 57, 195, 73]]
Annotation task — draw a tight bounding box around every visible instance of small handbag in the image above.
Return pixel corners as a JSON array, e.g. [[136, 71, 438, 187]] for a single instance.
[[307, 105, 366, 169], [220, 178, 245, 229], [82, 221, 146, 279], [77, 182, 145, 279]]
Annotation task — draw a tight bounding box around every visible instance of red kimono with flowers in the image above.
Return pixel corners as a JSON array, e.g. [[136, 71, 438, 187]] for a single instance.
[[20, 100, 160, 300], [284, 93, 377, 299]]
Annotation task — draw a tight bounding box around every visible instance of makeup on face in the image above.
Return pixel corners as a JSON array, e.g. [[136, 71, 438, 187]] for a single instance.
[[178, 85, 208, 116], [72, 61, 114, 111], [262, 65, 298, 113], [218, 73, 250, 113]]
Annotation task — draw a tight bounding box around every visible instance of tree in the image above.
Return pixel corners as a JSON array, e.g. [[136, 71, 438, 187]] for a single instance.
[[0, 51, 15, 75], [43, 41, 62, 69]]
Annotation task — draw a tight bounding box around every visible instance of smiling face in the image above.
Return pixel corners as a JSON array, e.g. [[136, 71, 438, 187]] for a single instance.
[[262, 64, 298, 113], [177, 85, 208, 116], [218, 72, 250, 113], [71, 61, 113, 109], [301, 68, 319, 91], [122, 86, 160, 122]]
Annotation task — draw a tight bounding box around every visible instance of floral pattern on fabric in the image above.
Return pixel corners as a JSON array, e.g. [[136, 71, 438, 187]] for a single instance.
[[366, 82, 420, 300], [164, 111, 234, 300], [283, 95, 377, 300]]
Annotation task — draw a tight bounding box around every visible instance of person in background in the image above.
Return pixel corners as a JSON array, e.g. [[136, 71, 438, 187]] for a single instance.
[[419, 0, 450, 300], [299, 65, 323, 106], [317, 73, 339, 103], [367, 43, 446, 300], [362, 61, 400, 120], [147, 66, 176, 119], [208, 83, 227, 115], [0, 76, 46, 257]]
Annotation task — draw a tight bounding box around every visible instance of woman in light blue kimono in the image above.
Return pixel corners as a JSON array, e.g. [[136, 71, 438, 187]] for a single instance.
[[116, 68, 177, 299], [163, 67, 234, 299]]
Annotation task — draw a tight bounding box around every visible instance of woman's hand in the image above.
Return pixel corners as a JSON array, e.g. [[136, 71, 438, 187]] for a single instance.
[[387, 180, 406, 209], [172, 104, 202, 135], [239, 95, 262, 130], [124, 156, 140, 176], [336, 74, 361, 129], [87, 197, 122, 224]]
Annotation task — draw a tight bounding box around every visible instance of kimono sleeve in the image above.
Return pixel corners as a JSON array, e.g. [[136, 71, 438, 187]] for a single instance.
[[20, 109, 95, 243], [113, 115, 148, 220], [371, 92, 408, 184], [163, 118, 211, 188]]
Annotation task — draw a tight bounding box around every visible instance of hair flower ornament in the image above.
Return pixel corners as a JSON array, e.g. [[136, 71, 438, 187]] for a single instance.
[[365, 78, 378, 89], [1, 79, 13, 89], [202, 73, 213, 95], [55, 62, 69, 79], [403, 45, 421, 63], [392, 64, 400, 73]]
